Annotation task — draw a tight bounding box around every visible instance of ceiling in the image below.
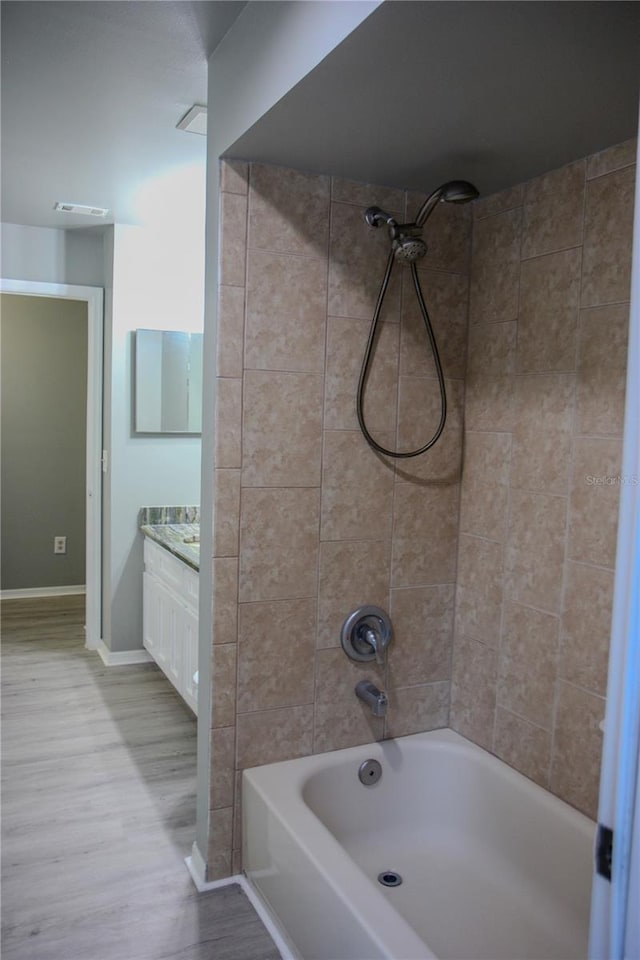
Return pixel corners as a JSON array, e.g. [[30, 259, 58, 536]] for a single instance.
[[0, 0, 246, 229], [230, 1, 640, 198], [1, 1, 638, 233]]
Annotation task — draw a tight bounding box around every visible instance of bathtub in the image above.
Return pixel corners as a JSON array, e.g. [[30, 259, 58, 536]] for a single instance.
[[243, 729, 595, 960]]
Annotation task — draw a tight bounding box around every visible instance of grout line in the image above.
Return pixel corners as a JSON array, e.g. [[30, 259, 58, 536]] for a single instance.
[[491, 427, 514, 756], [519, 241, 584, 264]]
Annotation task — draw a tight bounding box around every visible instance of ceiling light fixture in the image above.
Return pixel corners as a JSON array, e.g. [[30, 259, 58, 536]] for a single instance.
[[54, 202, 108, 217], [176, 105, 207, 136]]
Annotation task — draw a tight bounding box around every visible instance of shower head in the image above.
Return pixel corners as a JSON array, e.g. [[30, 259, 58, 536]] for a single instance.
[[441, 180, 479, 204], [414, 179, 479, 228], [393, 234, 427, 264]]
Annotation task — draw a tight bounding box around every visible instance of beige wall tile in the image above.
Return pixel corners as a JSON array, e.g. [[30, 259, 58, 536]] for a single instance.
[[220, 159, 248, 195], [455, 535, 503, 647], [249, 163, 329, 258], [576, 304, 629, 436], [561, 562, 613, 696], [582, 165, 635, 306], [213, 469, 240, 558], [568, 437, 622, 567], [328, 200, 402, 321], [464, 373, 515, 432], [219, 192, 247, 287], [332, 177, 405, 211], [209, 726, 235, 809], [213, 558, 238, 645], [317, 540, 390, 648], [467, 321, 517, 376], [450, 635, 497, 750], [216, 285, 245, 379], [400, 269, 469, 379], [324, 317, 399, 434], [459, 432, 511, 542], [389, 584, 454, 687], [315, 647, 385, 703], [237, 705, 314, 768], [517, 249, 581, 373], [239, 488, 320, 602], [505, 490, 567, 613], [587, 138, 637, 180], [550, 681, 605, 819], [245, 249, 327, 373], [391, 482, 459, 587], [215, 378, 242, 469], [510, 373, 575, 495], [469, 207, 521, 324], [473, 184, 523, 221], [521, 160, 585, 259], [407, 193, 471, 273], [320, 430, 394, 542], [385, 682, 449, 738], [242, 370, 323, 487], [237, 598, 316, 712], [395, 378, 463, 483], [207, 807, 233, 880], [497, 601, 559, 729], [211, 643, 237, 729], [494, 708, 550, 788], [314, 696, 384, 753]]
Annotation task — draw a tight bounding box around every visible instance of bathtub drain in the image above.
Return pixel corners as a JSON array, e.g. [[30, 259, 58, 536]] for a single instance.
[[378, 871, 403, 888]]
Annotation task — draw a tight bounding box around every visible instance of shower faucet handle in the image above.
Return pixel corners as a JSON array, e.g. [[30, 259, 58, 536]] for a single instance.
[[341, 606, 393, 668]]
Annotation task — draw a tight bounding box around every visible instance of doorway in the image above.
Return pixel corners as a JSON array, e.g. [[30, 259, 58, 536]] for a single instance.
[[0, 279, 103, 648]]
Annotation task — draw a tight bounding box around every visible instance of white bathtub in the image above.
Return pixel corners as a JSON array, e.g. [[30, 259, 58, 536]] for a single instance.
[[243, 729, 595, 960]]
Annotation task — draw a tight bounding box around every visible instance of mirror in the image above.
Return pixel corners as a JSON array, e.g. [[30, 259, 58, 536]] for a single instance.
[[134, 329, 203, 434]]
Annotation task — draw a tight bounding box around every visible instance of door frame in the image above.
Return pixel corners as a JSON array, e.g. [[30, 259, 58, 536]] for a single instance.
[[0, 278, 104, 649]]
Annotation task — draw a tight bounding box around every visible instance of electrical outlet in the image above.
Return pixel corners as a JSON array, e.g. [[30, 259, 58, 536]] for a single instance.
[[54, 536, 67, 555]]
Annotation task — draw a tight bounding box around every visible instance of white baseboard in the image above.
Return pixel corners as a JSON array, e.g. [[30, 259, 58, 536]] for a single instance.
[[95, 640, 152, 666], [1, 585, 86, 599], [185, 845, 295, 959]]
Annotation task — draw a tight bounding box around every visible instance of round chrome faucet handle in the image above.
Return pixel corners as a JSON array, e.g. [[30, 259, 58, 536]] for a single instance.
[[341, 605, 393, 665]]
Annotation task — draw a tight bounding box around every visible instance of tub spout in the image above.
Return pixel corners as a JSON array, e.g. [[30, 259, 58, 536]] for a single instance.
[[355, 680, 388, 717]]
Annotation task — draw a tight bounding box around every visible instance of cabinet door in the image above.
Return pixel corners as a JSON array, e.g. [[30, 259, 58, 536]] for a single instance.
[[180, 605, 198, 715]]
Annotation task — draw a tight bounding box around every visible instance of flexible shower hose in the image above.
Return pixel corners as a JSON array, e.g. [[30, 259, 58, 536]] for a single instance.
[[356, 250, 447, 459]]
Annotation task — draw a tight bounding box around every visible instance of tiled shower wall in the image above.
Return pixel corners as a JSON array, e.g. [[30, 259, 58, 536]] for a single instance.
[[208, 160, 472, 876], [451, 138, 636, 819]]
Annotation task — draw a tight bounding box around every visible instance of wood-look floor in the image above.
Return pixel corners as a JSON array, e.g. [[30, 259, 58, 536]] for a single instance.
[[1, 596, 280, 960]]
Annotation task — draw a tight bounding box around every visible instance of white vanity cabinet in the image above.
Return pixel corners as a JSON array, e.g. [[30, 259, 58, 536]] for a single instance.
[[143, 537, 199, 715]]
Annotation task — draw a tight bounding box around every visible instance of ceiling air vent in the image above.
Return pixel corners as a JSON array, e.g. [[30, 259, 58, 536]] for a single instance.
[[54, 202, 109, 217], [176, 105, 207, 136]]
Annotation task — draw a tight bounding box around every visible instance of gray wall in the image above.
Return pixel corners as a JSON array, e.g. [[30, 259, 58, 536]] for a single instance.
[[1, 294, 87, 589], [1, 222, 105, 286], [104, 224, 203, 654]]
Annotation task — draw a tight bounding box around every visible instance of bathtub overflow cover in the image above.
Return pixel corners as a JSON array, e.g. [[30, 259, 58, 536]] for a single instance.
[[378, 871, 403, 888], [358, 759, 382, 786]]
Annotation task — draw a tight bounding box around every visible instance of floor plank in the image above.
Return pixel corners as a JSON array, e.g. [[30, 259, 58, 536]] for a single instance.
[[1, 596, 280, 960]]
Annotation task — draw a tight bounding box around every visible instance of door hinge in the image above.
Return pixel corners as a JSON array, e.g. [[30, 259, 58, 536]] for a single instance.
[[596, 823, 613, 881]]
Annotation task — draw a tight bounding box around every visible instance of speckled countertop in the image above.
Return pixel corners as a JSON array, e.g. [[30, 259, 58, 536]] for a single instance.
[[139, 506, 200, 571]]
